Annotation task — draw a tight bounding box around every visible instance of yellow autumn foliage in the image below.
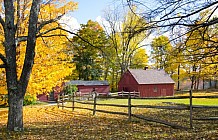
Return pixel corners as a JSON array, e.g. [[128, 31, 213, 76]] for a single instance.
[[17, 35, 75, 95], [0, 0, 78, 96], [0, 27, 6, 94]]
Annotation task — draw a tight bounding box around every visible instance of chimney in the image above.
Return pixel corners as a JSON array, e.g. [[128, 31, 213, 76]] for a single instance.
[[144, 66, 148, 70]]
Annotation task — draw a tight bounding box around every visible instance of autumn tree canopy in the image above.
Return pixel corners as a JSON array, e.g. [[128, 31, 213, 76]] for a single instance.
[[0, 0, 77, 131]]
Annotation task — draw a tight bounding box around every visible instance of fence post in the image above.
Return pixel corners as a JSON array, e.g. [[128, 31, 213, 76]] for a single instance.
[[72, 92, 75, 111], [189, 90, 193, 128], [62, 94, 64, 110], [57, 94, 60, 108], [93, 92, 97, 115], [128, 92, 132, 121]]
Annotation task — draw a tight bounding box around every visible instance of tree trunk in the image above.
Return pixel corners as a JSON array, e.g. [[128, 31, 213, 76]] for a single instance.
[[209, 79, 212, 88], [7, 90, 24, 131], [215, 80, 217, 89], [111, 68, 115, 92], [196, 77, 199, 90], [191, 76, 195, 90], [3, 0, 41, 131], [177, 64, 180, 91]]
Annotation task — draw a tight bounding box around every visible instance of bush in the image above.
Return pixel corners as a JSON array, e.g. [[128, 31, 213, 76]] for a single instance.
[[23, 94, 37, 106], [64, 85, 78, 95], [0, 94, 37, 106]]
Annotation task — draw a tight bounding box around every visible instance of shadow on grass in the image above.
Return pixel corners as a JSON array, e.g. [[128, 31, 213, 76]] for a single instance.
[[0, 106, 218, 140]]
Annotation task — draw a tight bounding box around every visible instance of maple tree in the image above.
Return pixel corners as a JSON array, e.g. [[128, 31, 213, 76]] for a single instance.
[[0, 0, 77, 131]]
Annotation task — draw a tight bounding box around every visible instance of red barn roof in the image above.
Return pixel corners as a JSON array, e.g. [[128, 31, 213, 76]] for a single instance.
[[67, 80, 109, 86], [128, 69, 175, 84], [66, 80, 110, 95]]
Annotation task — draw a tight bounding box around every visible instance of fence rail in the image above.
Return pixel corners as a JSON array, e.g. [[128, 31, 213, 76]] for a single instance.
[[57, 90, 218, 129], [118, 91, 140, 97]]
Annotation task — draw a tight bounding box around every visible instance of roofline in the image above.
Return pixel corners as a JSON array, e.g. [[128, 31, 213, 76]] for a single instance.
[[139, 83, 175, 85], [127, 68, 175, 84], [127, 69, 139, 85]]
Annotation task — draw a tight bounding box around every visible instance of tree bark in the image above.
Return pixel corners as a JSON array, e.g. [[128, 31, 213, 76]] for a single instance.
[[177, 64, 180, 91], [7, 92, 24, 131], [3, 0, 41, 131]]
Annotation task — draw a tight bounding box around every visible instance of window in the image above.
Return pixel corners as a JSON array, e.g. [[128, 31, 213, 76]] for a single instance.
[[153, 87, 158, 92]]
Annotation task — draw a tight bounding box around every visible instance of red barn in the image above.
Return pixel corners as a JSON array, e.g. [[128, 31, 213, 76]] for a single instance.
[[118, 69, 175, 97], [67, 80, 110, 95]]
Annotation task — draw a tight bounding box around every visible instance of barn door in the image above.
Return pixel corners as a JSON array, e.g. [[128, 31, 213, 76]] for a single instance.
[[161, 89, 167, 96]]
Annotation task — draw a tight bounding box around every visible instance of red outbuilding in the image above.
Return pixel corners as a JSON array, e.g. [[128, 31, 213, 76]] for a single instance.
[[118, 68, 175, 97], [66, 80, 110, 96], [37, 80, 110, 102]]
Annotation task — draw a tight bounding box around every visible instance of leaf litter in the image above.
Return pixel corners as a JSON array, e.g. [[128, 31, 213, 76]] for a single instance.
[[0, 104, 217, 139]]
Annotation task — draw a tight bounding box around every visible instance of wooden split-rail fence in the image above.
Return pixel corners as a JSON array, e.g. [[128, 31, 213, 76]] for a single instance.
[[57, 91, 218, 129]]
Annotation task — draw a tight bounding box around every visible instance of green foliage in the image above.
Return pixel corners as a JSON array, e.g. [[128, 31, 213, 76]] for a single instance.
[[1, 94, 37, 106], [64, 85, 78, 95], [0, 94, 38, 107], [70, 20, 109, 80], [23, 95, 37, 106]]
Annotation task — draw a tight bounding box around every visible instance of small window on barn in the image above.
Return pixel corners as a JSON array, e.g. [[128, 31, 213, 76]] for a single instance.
[[153, 87, 158, 92]]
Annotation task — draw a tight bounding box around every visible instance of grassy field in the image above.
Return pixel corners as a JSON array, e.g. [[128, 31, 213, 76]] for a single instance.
[[95, 98, 218, 106], [93, 90, 218, 106], [0, 90, 217, 139]]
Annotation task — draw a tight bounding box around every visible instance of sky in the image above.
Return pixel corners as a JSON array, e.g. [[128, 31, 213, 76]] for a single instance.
[[72, 0, 113, 24], [60, 0, 115, 34], [60, 0, 154, 55]]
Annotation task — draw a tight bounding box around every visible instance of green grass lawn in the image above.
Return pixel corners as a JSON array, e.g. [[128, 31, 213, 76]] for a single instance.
[[95, 90, 218, 106], [96, 98, 218, 106]]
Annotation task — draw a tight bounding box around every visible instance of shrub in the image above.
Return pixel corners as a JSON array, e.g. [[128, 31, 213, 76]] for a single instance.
[[23, 94, 37, 106], [64, 85, 78, 95], [0, 94, 37, 106]]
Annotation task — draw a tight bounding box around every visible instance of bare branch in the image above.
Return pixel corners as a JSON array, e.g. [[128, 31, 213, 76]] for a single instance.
[[37, 14, 64, 33]]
